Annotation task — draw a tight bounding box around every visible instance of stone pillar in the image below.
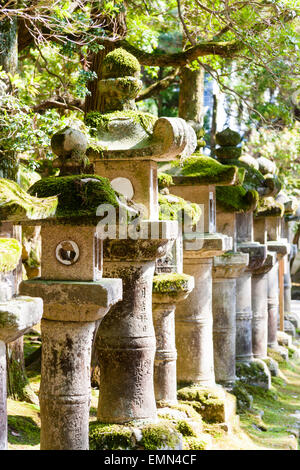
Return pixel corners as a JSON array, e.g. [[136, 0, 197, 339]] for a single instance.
[[97, 222, 177, 423], [152, 274, 194, 404], [20, 278, 122, 449], [252, 253, 276, 359], [0, 295, 43, 450], [39, 320, 95, 450], [236, 272, 253, 362], [212, 252, 249, 388], [267, 261, 280, 349]]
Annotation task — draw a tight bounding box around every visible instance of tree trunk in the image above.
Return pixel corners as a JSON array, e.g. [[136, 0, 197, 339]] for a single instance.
[[84, 1, 127, 114], [210, 93, 218, 158], [0, 13, 19, 180], [178, 65, 205, 129], [0, 11, 38, 403]]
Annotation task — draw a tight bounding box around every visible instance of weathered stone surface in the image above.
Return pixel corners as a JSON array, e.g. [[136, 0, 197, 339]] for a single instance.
[[51, 127, 88, 158], [0, 296, 43, 343], [212, 251, 248, 388], [262, 357, 279, 377], [40, 319, 94, 450], [277, 330, 292, 348], [97, 222, 177, 424], [252, 252, 276, 360], [236, 359, 271, 390], [0, 178, 57, 222], [177, 384, 237, 427], [152, 274, 194, 404], [19, 279, 122, 322]]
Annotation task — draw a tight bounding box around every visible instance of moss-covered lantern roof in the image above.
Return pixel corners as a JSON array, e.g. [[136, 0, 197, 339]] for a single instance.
[[216, 186, 259, 213], [158, 192, 201, 227], [162, 155, 244, 186], [0, 178, 57, 222], [255, 196, 285, 218], [27, 174, 119, 223], [0, 238, 22, 273]]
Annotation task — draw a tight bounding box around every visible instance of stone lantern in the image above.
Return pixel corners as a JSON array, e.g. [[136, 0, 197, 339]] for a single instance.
[[0, 238, 43, 450], [276, 191, 299, 331], [215, 129, 282, 387], [254, 198, 291, 359], [19, 174, 123, 449], [162, 155, 241, 387], [152, 188, 196, 404], [82, 48, 192, 424], [0, 179, 60, 449]]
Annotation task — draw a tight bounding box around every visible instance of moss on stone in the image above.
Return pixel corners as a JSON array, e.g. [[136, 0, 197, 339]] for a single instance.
[[183, 436, 209, 450], [0, 238, 21, 273], [89, 423, 134, 450], [168, 156, 241, 186], [29, 174, 118, 219], [177, 386, 225, 423], [102, 48, 141, 79], [215, 146, 242, 160], [175, 420, 197, 437], [232, 382, 253, 412], [216, 185, 259, 213], [216, 128, 241, 147], [256, 196, 285, 217], [141, 422, 181, 450], [158, 172, 174, 189], [85, 110, 157, 137], [153, 273, 193, 295], [0, 178, 57, 222], [158, 193, 201, 226]]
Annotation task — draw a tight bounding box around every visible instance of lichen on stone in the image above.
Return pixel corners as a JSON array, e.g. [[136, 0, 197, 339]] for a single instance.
[[153, 273, 193, 295], [85, 110, 157, 137], [0, 238, 21, 273], [167, 155, 242, 186], [0, 178, 57, 222], [216, 185, 259, 213], [28, 174, 119, 219], [102, 48, 141, 79], [216, 128, 241, 147], [256, 196, 284, 217], [158, 193, 201, 226], [177, 386, 226, 423]]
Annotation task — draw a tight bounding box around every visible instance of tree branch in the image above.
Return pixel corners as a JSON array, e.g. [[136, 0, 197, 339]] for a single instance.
[[136, 68, 180, 101]]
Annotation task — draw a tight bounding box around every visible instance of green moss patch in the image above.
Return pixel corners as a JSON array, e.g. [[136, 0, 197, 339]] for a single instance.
[[0, 238, 21, 272], [158, 172, 174, 189], [85, 110, 157, 137], [29, 174, 118, 218], [153, 273, 193, 295], [167, 156, 241, 186], [0, 178, 57, 222], [102, 48, 141, 79], [177, 386, 226, 423], [216, 128, 241, 147], [215, 146, 242, 160], [216, 186, 259, 213], [158, 193, 201, 226], [89, 423, 135, 450], [140, 422, 181, 450]]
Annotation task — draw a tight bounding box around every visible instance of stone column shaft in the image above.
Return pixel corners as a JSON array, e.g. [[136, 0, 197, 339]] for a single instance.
[[268, 262, 279, 348], [0, 341, 7, 450], [153, 303, 177, 404], [252, 273, 268, 358], [97, 261, 157, 423], [212, 278, 236, 386], [176, 258, 215, 385], [236, 273, 253, 362], [40, 319, 95, 450]]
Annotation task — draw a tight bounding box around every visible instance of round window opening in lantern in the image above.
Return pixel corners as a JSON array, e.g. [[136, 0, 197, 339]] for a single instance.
[[55, 240, 80, 265]]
